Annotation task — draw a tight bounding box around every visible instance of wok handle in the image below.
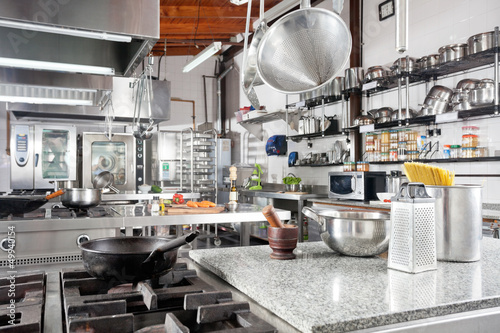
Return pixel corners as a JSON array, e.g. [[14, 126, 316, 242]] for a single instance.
[[46, 189, 64, 200], [142, 231, 200, 264], [262, 205, 284, 228]]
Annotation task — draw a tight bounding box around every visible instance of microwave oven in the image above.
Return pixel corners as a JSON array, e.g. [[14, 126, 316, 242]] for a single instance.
[[328, 171, 386, 201]]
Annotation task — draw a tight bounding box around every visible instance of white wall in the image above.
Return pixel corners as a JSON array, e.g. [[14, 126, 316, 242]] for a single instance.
[[226, 0, 500, 203]]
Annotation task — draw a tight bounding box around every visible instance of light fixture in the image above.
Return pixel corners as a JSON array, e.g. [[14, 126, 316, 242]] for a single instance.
[[0, 18, 132, 42], [230, 0, 249, 5], [0, 57, 115, 75], [0, 96, 93, 106], [182, 42, 222, 73]]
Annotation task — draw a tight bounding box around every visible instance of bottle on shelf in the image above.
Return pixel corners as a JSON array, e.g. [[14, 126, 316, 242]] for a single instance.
[[151, 196, 160, 213], [303, 219, 309, 242]]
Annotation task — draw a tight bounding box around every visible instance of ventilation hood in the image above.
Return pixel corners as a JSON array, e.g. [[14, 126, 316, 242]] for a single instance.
[[0, 0, 159, 77]]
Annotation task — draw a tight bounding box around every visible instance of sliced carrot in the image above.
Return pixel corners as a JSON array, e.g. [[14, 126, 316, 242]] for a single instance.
[[201, 200, 216, 207], [197, 202, 210, 208], [186, 201, 199, 208]]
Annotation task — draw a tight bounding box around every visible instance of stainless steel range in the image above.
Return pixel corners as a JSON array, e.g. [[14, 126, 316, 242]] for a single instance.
[[0, 263, 278, 332]]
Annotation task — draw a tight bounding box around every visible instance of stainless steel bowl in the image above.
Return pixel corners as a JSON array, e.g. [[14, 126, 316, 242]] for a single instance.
[[391, 108, 416, 121], [302, 207, 391, 257]]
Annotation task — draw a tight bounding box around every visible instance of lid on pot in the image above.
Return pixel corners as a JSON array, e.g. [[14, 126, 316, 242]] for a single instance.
[[314, 209, 390, 220]]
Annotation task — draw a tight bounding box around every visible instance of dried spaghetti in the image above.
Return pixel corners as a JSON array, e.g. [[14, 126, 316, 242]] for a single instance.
[[403, 162, 455, 186]]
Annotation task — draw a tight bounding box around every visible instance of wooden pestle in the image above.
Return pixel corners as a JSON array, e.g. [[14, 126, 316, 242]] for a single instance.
[[262, 205, 284, 228]]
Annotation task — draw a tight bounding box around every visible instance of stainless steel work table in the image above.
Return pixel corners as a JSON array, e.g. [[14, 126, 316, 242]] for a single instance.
[[239, 189, 327, 241], [115, 203, 290, 245]]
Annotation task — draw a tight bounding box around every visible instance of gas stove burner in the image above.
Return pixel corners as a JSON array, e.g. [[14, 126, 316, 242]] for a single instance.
[[49, 206, 111, 218], [61, 263, 277, 333]]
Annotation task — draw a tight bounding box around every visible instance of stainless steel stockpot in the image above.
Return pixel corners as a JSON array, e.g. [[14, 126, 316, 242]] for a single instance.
[[391, 108, 416, 121], [364, 66, 390, 82], [470, 78, 496, 106], [438, 43, 468, 64], [416, 54, 440, 70], [467, 31, 498, 54], [302, 207, 391, 257], [344, 67, 364, 91], [323, 76, 344, 98], [392, 56, 418, 74]]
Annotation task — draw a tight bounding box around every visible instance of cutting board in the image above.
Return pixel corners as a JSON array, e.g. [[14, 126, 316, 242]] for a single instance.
[[165, 205, 225, 215], [284, 192, 308, 195]]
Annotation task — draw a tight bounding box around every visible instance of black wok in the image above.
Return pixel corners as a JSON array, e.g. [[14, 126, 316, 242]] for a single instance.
[[79, 231, 199, 283], [0, 190, 64, 217]]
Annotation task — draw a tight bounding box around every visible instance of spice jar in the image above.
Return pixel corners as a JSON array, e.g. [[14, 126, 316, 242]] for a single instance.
[[461, 147, 476, 158], [356, 161, 370, 171], [397, 142, 407, 161], [406, 141, 417, 151], [380, 153, 389, 162], [405, 130, 418, 141], [380, 131, 390, 144], [381, 143, 389, 153], [450, 145, 461, 158], [407, 151, 419, 160], [343, 161, 356, 172], [389, 149, 398, 161], [389, 130, 398, 142], [443, 144, 451, 159]]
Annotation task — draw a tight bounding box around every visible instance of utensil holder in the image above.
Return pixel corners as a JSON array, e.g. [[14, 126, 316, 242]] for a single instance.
[[388, 183, 437, 274]]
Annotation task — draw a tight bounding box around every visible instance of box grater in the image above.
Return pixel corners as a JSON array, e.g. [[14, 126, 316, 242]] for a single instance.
[[388, 183, 437, 273]]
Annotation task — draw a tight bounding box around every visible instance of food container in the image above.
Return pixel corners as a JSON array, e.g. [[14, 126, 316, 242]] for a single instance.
[[443, 145, 451, 158], [438, 43, 468, 64], [397, 142, 407, 161], [380, 130, 390, 144], [407, 151, 419, 160], [462, 134, 478, 148], [343, 161, 356, 172], [356, 161, 370, 172], [461, 147, 477, 158], [450, 145, 461, 158], [462, 126, 479, 135], [381, 143, 389, 153], [389, 149, 398, 161], [380, 152, 390, 162], [426, 185, 483, 262], [476, 146, 487, 157], [406, 141, 417, 151], [405, 130, 418, 141]]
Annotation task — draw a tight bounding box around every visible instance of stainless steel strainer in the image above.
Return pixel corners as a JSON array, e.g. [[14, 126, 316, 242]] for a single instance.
[[256, 0, 351, 94]]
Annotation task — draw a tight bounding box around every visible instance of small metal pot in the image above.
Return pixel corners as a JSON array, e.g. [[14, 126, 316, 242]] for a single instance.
[[373, 107, 393, 119], [375, 116, 392, 124], [332, 76, 345, 97], [427, 85, 454, 100], [419, 96, 450, 115], [344, 67, 364, 91], [470, 79, 496, 106], [352, 114, 374, 127], [416, 54, 440, 70], [438, 43, 468, 64], [467, 31, 498, 55], [391, 108, 416, 121], [364, 66, 390, 82], [456, 78, 480, 91], [61, 188, 102, 209], [392, 57, 417, 74]]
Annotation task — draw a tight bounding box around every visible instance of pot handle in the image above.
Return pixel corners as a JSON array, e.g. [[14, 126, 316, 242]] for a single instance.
[[302, 207, 325, 226], [142, 231, 199, 266], [46, 189, 65, 200]]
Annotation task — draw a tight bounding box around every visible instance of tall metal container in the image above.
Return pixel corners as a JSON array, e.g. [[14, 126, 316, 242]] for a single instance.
[[427, 185, 483, 262]]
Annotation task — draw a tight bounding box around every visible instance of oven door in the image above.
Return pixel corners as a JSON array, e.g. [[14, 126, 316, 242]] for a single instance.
[[82, 133, 136, 192], [328, 172, 363, 200]]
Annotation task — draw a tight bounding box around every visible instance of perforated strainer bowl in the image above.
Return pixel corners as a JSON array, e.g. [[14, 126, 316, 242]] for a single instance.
[[256, 0, 351, 94]]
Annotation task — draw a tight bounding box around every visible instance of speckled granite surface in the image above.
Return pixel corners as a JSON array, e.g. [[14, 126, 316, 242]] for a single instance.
[[190, 238, 500, 333]]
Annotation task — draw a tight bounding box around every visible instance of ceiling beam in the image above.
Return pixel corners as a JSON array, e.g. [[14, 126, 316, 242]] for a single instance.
[[160, 20, 249, 35]]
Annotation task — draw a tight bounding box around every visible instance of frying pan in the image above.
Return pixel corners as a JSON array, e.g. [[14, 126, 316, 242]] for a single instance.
[[79, 231, 199, 283], [0, 190, 64, 217]]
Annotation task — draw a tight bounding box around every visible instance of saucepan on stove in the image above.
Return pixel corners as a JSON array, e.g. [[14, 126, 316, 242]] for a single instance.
[[60, 188, 102, 209], [79, 231, 199, 283], [0, 190, 64, 217]]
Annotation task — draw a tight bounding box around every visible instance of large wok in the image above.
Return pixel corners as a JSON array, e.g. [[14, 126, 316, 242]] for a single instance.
[[0, 190, 64, 217], [79, 231, 199, 283]]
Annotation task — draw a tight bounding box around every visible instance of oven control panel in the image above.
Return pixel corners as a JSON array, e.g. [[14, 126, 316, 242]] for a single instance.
[[14, 125, 30, 166], [136, 139, 144, 189]]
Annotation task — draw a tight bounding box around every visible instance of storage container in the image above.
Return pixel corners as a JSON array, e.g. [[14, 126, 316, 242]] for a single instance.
[[407, 151, 419, 160], [450, 145, 461, 158], [343, 161, 356, 172], [380, 152, 389, 162], [443, 145, 451, 158], [462, 134, 478, 148], [462, 125, 479, 135], [380, 131, 390, 144], [461, 147, 476, 158], [475, 146, 487, 157], [426, 185, 482, 262], [356, 161, 370, 172]]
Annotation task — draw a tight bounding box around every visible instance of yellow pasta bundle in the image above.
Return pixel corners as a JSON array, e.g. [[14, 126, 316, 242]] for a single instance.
[[402, 162, 455, 186]]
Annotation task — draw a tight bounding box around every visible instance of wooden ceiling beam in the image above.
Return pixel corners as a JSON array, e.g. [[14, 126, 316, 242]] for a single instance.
[[160, 21, 248, 35], [160, 5, 259, 19]]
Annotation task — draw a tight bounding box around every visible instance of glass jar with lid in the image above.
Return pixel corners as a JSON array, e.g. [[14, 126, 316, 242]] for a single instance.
[[462, 126, 479, 136], [343, 161, 356, 172], [381, 143, 389, 153], [380, 130, 390, 144], [443, 144, 451, 158], [475, 146, 487, 157], [389, 149, 398, 161], [380, 152, 389, 162], [462, 134, 479, 148], [407, 151, 419, 160], [450, 145, 461, 158], [356, 161, 370, 172], [461, 147, 476, 158]]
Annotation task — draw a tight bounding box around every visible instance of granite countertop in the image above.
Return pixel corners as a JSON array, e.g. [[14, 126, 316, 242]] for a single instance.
[[309, 198, 500, 219], [190, 238, 500, 333]]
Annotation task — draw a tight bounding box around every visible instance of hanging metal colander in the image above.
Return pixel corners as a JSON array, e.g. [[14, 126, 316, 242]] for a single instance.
[[256, 0, 351, 94]]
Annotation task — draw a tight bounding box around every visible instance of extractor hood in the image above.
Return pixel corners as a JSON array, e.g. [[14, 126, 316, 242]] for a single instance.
[[0, 0, 159, 77], [8, 77, 171, 124]]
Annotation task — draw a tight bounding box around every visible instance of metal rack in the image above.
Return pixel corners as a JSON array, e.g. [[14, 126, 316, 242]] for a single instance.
[[180, 128, 218, 202]]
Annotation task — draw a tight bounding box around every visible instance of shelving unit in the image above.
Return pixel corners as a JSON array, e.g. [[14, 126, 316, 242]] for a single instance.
[[180, 128, 218, 202], [237, 109, 301, 140]]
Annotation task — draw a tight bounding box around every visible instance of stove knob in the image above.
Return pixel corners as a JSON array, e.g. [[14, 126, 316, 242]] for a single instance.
[[76, 234, 90, 245], [0, 238, 11, 252]]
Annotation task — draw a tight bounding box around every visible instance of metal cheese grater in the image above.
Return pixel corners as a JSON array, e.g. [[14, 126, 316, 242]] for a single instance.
[[388, 183, 437, 273]]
